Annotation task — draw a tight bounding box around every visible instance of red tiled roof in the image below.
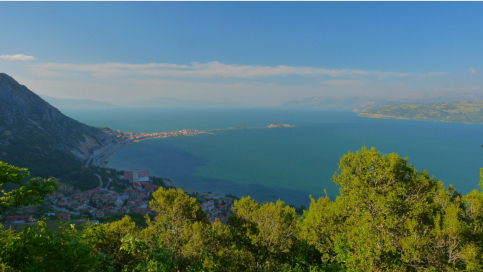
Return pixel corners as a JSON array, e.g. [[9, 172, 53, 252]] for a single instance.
[[5, 215, 32, 222]]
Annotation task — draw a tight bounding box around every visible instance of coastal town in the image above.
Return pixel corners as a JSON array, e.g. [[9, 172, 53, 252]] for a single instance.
[[88, 128, 203, 167], [46, 169, 236, 223], [3, 124, 294, 226], [99, 124, 294, 145], [89, 125, 294, 167], [101, 128, 203, 142], [267, 124, 295, 128], [4, 169, 236, 225]]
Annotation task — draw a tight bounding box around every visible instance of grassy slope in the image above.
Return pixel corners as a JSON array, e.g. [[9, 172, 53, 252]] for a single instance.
[[359, 100, 483, 124]]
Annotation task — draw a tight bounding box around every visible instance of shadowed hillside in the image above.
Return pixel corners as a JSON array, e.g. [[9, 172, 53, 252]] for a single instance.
[[0, 73, 111, 180]]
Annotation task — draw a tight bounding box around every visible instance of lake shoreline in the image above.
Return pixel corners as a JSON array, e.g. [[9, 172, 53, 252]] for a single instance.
[[65, 109, 482, 206], [89, 124, 300, 204]]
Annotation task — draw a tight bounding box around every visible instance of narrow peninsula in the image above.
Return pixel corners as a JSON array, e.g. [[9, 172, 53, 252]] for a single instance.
[[90, 124, 295, 167]]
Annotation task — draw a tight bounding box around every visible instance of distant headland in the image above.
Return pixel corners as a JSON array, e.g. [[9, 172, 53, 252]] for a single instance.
[[358, 101, 483, 124]]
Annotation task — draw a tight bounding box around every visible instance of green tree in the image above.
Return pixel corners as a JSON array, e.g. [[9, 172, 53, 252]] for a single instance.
[[299, 193, 344, 268], [229, 196, 299, 271], [301, 147, 483, 271], [330, 147, 444, 271], [82, 215, 139, 271], [120, 233, 175, 272], [146, 188, 209, 271], [199, 220, 254, 272], [0, 161, 59, 214], [0, 221, 102, 271]]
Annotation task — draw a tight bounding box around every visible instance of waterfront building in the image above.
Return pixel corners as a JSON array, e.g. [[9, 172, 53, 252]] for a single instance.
[[133, 182, 142, 191], [123, 169, 150, 183]]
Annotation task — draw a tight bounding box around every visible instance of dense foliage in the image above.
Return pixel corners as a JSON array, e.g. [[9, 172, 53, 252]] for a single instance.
[[2, 147, 483, 271], [0, 162, 58, 214]]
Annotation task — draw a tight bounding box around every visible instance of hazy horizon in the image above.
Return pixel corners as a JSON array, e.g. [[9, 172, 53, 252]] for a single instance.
[[1, 2, 482, 107]]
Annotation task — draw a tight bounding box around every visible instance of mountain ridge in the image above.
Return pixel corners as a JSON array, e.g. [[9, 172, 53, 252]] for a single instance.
[[40, 95, 251, 109], [126, 97, 250, 108], [0, 73, 110, 179]]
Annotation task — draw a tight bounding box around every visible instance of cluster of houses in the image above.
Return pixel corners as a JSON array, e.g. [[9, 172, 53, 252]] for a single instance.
[[3, 167, 237, 224], [3, 215, 34, 224], [46, 169, 160, 219], [267, 124, 295, 128], [3, 213, 73, 224], [3, 213, 74, 224], [104, 129, 201, 142], [201, 199, 235, 224]]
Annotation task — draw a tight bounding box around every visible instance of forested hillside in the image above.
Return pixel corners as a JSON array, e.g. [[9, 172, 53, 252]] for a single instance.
[[2, 147, 483, 271]]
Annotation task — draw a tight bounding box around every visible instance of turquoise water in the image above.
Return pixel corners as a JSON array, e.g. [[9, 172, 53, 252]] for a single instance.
[[63, 108, 483, 206]]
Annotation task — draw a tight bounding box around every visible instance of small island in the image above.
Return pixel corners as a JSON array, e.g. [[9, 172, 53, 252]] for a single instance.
[[267, 124, 295, 128]]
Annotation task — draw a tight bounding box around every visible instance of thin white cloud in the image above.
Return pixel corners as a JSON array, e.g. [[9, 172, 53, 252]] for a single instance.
[[28, 61, 445, 79], [470, 68, 478, 74], [459, 87, 482, 91], [25, 77, 323, 107], [0, 54, 36, 61], [444, 87, 483, 91]]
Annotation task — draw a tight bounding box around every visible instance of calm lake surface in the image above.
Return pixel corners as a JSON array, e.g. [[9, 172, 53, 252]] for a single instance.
[[64, 108, 483, 206]]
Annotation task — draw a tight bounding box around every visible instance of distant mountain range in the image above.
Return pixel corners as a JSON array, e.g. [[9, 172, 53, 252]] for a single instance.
[[40, 96, 250, 109], [40, 95, 118, 109], [126, 97, 248, 108], [36, 90, 483, 111], [279, 97, 374, 111], [0, 73, 110, 182]]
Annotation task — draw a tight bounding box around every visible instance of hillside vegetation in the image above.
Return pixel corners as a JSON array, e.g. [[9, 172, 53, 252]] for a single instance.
[[359, 100, 483, 124], [2, 147, 483, 271]]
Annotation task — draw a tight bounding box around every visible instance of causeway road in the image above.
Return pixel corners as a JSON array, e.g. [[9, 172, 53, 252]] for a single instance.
[[89, 141, 135, 168]]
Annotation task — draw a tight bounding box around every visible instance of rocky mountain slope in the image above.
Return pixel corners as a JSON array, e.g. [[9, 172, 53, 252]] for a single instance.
[[0, 73, 110, 178]]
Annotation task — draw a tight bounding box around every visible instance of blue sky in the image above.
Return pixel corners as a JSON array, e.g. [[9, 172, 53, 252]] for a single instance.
[[0, 2, 482, 106]]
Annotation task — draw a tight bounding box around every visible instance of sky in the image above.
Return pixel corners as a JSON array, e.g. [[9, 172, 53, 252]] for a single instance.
[[0, 2, 482, 107]]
